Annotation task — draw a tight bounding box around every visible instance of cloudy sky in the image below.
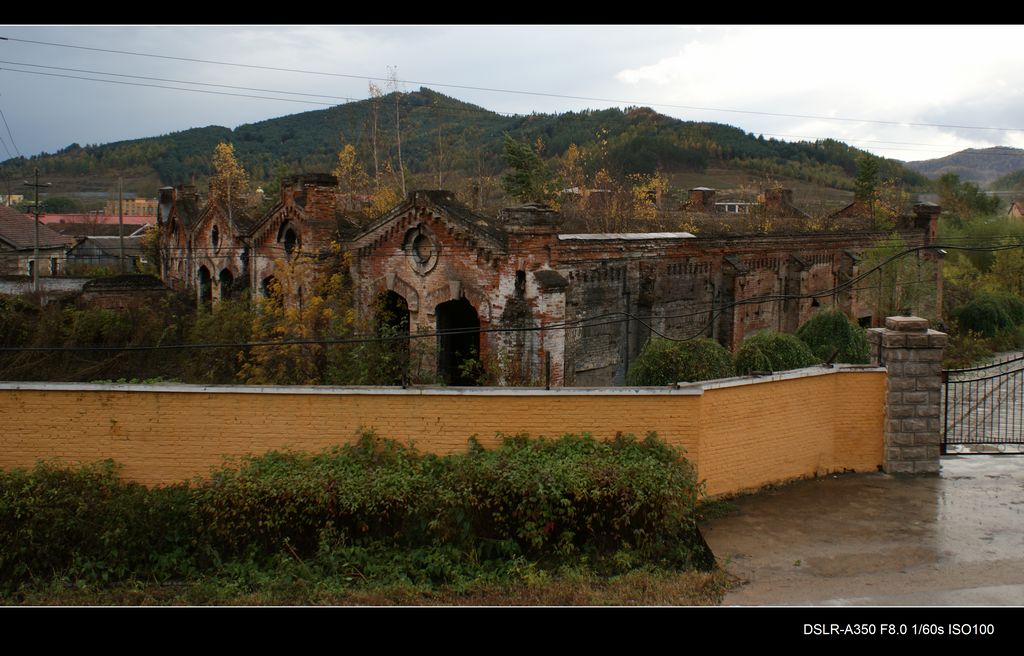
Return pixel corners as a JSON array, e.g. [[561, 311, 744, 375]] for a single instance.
[[0, 25, 1022, 164]]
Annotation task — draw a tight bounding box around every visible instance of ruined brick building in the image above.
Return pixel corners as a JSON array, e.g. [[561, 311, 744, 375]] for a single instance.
[[158, 176, 942, 386], [158, 174, 341, 304]]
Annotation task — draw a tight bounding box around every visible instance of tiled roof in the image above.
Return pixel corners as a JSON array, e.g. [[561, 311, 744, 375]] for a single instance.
[[0, 205, 74, 250], [39, 214, 152, 226], [68, 236, 145, 258]]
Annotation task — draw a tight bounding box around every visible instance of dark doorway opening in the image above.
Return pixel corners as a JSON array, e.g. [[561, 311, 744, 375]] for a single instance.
[[198, 266, 212, 308], [377, 291, 410, 384], [261, 276, 277, 299], [219, 269, 234, 301], [436, 297, 481, 385]]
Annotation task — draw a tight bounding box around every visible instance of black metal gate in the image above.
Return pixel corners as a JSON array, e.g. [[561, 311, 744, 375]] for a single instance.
[[943, 354, 1024, 454]]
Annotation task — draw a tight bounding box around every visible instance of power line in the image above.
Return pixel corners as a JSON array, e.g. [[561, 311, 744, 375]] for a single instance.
[[0, 67, 340, 107], [0, 65, 521, 121], [0, 60, 364, 103], [1, 241, 1016, 355], [0, 98, 21, 158], [6, 58, 1020, 165], [4, 35, 1023, 134]]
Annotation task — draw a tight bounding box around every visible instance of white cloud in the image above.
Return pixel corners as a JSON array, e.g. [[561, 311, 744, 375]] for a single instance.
[[3, 25, 1024, 163]]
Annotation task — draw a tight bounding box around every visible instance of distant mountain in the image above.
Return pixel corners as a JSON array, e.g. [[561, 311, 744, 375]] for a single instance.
[[903, 147, 1024, 185], [991, 168, 1024, 193], [0, 88, 929, 200]]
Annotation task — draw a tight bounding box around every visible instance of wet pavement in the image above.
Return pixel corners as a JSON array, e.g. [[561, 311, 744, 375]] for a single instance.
[[700, 455, 1024, 605]]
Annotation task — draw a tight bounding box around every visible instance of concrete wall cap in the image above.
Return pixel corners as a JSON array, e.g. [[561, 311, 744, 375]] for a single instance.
[[884, 315, 930, 332]]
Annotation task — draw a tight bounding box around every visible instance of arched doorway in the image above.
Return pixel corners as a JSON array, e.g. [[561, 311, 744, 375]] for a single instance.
[[377, 291, 410, 384], [261, 275, 277, 299], [436, 297, 481, 385], [198, 266, 212, 308], [219, 268, 234, 301]]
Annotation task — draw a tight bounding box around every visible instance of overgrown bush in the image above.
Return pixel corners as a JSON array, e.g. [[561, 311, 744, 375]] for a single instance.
[[0, 293, 190, 382], [626, 336, 735, 385], [440, 432, 711, 570], [185, 298, 253, 383], [192, 433, 437, 560], [734, 330, 819, 375], [0, 295, 37, 347], [0, 432, 712, 592], [0, 460, 198, 591], [795, 308, 870, 364], [951, 292, 1024, 337]]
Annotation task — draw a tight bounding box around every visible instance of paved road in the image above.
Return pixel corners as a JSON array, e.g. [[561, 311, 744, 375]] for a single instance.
[[700, 456, 1024, 605], [944, 352, 1024, 454]]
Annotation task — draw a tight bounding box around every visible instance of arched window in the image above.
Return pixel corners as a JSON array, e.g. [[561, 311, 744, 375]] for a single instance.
[[277, 222, 299, 257]]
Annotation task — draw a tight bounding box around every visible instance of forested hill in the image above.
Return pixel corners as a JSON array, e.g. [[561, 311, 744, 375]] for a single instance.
[[0, 87, 928, 195], [903, 146, 1024, 185]]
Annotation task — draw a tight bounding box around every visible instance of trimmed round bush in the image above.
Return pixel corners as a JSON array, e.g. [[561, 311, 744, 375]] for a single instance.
[[952, 292, 1024, 337], [795, 308, 870, 364], [734, 330, 820, 375], [626, 336, 735, 385]]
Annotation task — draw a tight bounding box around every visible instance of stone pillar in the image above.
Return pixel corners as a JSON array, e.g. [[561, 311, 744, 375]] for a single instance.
[[867, 315, 948, 474]]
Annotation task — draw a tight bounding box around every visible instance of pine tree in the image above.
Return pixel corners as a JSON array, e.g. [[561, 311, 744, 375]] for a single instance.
[[854, 153, 880, 203], [501, 134, 557, 204]]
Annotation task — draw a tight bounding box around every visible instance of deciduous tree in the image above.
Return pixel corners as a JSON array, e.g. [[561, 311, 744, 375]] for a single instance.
[[334, 143, 370, 195], [210, 142, 253, 216]]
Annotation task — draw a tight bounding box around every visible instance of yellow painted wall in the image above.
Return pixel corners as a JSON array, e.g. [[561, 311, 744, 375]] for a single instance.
[[698, 372, 885, 496], [0, 368, 885, 496]]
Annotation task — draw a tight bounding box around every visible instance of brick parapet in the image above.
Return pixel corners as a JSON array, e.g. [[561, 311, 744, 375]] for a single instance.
[[868, 315, 948, 474]]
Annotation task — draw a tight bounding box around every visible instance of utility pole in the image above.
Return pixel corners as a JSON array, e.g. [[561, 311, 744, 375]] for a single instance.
[[118, 177, 125, 273], [23, 168, 50, 292]]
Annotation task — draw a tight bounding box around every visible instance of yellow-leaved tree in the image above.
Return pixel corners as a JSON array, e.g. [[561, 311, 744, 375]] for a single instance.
[[334, 143, 371, 196], [240, 245, 354, 385], [240, 243, 413, 385], [210, 142, 254, 217], [335, 139, 402, 220]]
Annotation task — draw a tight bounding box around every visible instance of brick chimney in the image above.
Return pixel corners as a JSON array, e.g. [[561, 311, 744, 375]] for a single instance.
[[687, 187, 716, 211], [501, 202, 560, 258], [913, 202, 941, 243], [282, 173, 338, 220], [157, 187, 175, 225], [177, 184, 198, 203], [757, 187, 798, 217]]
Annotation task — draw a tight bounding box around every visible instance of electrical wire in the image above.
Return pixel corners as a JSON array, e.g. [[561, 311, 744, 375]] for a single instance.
[[0, 99, 21, 158], [1, 241, 1017, 355], [3, 35, 1023, 134]]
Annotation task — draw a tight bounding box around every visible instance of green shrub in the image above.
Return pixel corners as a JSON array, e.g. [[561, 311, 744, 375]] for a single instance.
[[0, 432, 713, 591], [795, 308, 870, 364], [439, 432, 711, 570], [991, 292, 1024, 325], [734, 330, 820, 375], [185, 298, 253, 383], [192, 432, 437, 561], [0, 295, 37, 347], [0, 460, 198, 590], [626, 336, 735, 385], [951, 292, 1024, 337]]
